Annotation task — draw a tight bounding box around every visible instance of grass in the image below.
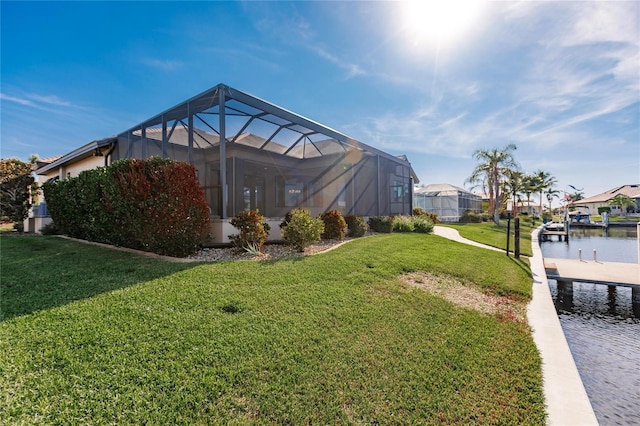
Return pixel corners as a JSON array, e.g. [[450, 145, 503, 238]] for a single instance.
[[440, 219, 535, 257], [0, 234, 544, 424], [588, 215, 640, 223]]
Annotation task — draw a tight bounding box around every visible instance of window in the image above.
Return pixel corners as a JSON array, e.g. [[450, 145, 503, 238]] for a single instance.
[[243, 175, 265, 212], [276, 176, 312, 207], [391, 179, 409, 203]]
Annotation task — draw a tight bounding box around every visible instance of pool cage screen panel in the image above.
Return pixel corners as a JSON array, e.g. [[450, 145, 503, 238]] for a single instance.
[[414, 186, 482, 222], [114, 84, 415, 220]]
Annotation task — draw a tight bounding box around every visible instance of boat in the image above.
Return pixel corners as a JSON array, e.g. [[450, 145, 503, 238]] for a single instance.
[[544, 221, 565, 231]]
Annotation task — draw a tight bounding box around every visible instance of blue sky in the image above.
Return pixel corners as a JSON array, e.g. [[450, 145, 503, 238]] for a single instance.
[[1, 1, 638, 201]]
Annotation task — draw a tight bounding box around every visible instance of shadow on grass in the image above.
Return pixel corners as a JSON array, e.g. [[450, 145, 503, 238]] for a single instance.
[[0, 236, 199, 321], [506, 256, 533, 279]]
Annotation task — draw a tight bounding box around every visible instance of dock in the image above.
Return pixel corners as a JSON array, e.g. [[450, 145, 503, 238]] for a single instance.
[[544, 258, 640, 288], [540, 230, 569, 242]]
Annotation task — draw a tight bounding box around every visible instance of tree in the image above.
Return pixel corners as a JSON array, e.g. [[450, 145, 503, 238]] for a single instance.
[[532, 170, 557, 217], [565, 188, 584, 207], [521, 174, 538, 215], [608, 194, 637, 217], [0, 157, 37, 230], [544, 187, 560, 214], [503, 169, 524, 217], [466, 144, 519, 224]]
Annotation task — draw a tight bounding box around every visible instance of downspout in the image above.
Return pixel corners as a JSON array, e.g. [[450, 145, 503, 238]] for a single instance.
[[104, 141, 117, 167], [409, 173, 414, 215]]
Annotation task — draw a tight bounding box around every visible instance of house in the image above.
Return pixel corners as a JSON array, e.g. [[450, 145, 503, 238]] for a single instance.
[[413, 183, 481, 222], [27, 83, 418, 243], [572, 184, 640, 216]]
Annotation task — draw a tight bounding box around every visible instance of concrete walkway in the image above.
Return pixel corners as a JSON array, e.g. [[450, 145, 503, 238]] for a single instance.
[[432, 226, 503, 252], [433, 225, 598, 425], [528, 228, 598, 425]]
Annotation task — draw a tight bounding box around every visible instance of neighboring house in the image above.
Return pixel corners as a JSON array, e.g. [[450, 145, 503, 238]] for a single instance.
[[413, 183, 482, 222], [505, 200, 539, 217], [27, 83, 418, 243], [571, 184, 640, 216], [24, 156, 63, 233]]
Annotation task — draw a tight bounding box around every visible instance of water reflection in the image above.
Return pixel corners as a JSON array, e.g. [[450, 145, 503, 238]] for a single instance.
[[542, 226, 637, 263], [542, 226, 640, 426]]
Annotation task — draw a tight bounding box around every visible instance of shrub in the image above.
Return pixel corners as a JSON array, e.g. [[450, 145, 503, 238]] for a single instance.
[[412, 207, 427, 216], [40, 222, 61, 235], [279, 210, 294, 229], [229, 209, 270, 253], [320, 210, 347, 240], [345, 215, 367, 238], [459, 210, 482, 223], [368, 216, 393, 233], [412, 216, 434, 234], [598, 206, 611, 215], [392, 215, 415, 233], [43, 158, 211, 257], [413, 208, 439, 224], [281, 208, 324, 252]]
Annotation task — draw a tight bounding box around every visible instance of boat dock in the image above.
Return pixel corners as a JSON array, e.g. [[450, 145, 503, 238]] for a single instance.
[[540, 230, 569, 242], [544, 258, 640, 288]]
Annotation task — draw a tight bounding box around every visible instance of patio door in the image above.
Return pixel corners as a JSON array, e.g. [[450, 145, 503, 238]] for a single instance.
[[243, 175, 265, 213]]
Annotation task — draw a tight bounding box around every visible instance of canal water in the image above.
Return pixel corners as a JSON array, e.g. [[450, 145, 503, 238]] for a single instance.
[[540, 226, 640, 426]]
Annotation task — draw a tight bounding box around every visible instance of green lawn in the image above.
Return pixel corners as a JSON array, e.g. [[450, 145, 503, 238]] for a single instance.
[[441, 220, 535, 257], [1, 234, 544, 424]]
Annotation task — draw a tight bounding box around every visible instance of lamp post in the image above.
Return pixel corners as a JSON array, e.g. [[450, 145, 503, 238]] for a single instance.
[[506, 211, 511, 257]]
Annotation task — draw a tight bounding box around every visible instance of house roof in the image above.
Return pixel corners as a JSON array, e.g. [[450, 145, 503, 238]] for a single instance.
[[576, 184, 640, 204], [36, 137, 117, 175], [414, 183, 478, 197]]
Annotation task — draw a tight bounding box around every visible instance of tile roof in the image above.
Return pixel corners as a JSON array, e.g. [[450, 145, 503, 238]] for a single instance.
[[578, 184, 640, 204]]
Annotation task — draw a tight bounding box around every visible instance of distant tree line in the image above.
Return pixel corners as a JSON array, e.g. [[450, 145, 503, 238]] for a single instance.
[[465, 144, 560, 223]]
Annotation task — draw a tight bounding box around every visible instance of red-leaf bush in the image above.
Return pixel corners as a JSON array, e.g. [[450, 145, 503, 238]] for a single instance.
[[320, 209, 347, 240], [43, 158, 210, 257], [229, 209, 270, 253]]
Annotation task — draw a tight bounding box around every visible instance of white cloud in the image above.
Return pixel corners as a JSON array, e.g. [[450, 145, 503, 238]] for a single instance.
[[0, 93, 33, 106], [1, 92, 76, 109], [140, 57, 183, 71], [312, 46, 366, 79]]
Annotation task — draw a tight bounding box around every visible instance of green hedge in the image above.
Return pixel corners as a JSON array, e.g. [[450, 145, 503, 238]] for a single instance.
[[43, 158, 210, 257], [281, 208, 324, 252], [345, 215, 367, 237]]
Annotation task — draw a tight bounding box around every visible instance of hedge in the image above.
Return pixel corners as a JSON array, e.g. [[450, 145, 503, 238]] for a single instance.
[[43, 158, 210, 257]]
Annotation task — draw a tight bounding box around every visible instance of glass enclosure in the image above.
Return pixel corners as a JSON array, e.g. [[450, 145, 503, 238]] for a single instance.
[[114, 84, 415, 220], [414, 184, 481, 222]]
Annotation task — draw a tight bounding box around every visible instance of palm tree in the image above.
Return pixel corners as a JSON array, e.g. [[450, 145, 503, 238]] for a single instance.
[[503, 169, 524, 217], [608, 194, 637, 217], [466, 144, 519, 224], [522, 174, 538, 216], [532, 170, 557, 217], [544, 187, 560, 214]]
